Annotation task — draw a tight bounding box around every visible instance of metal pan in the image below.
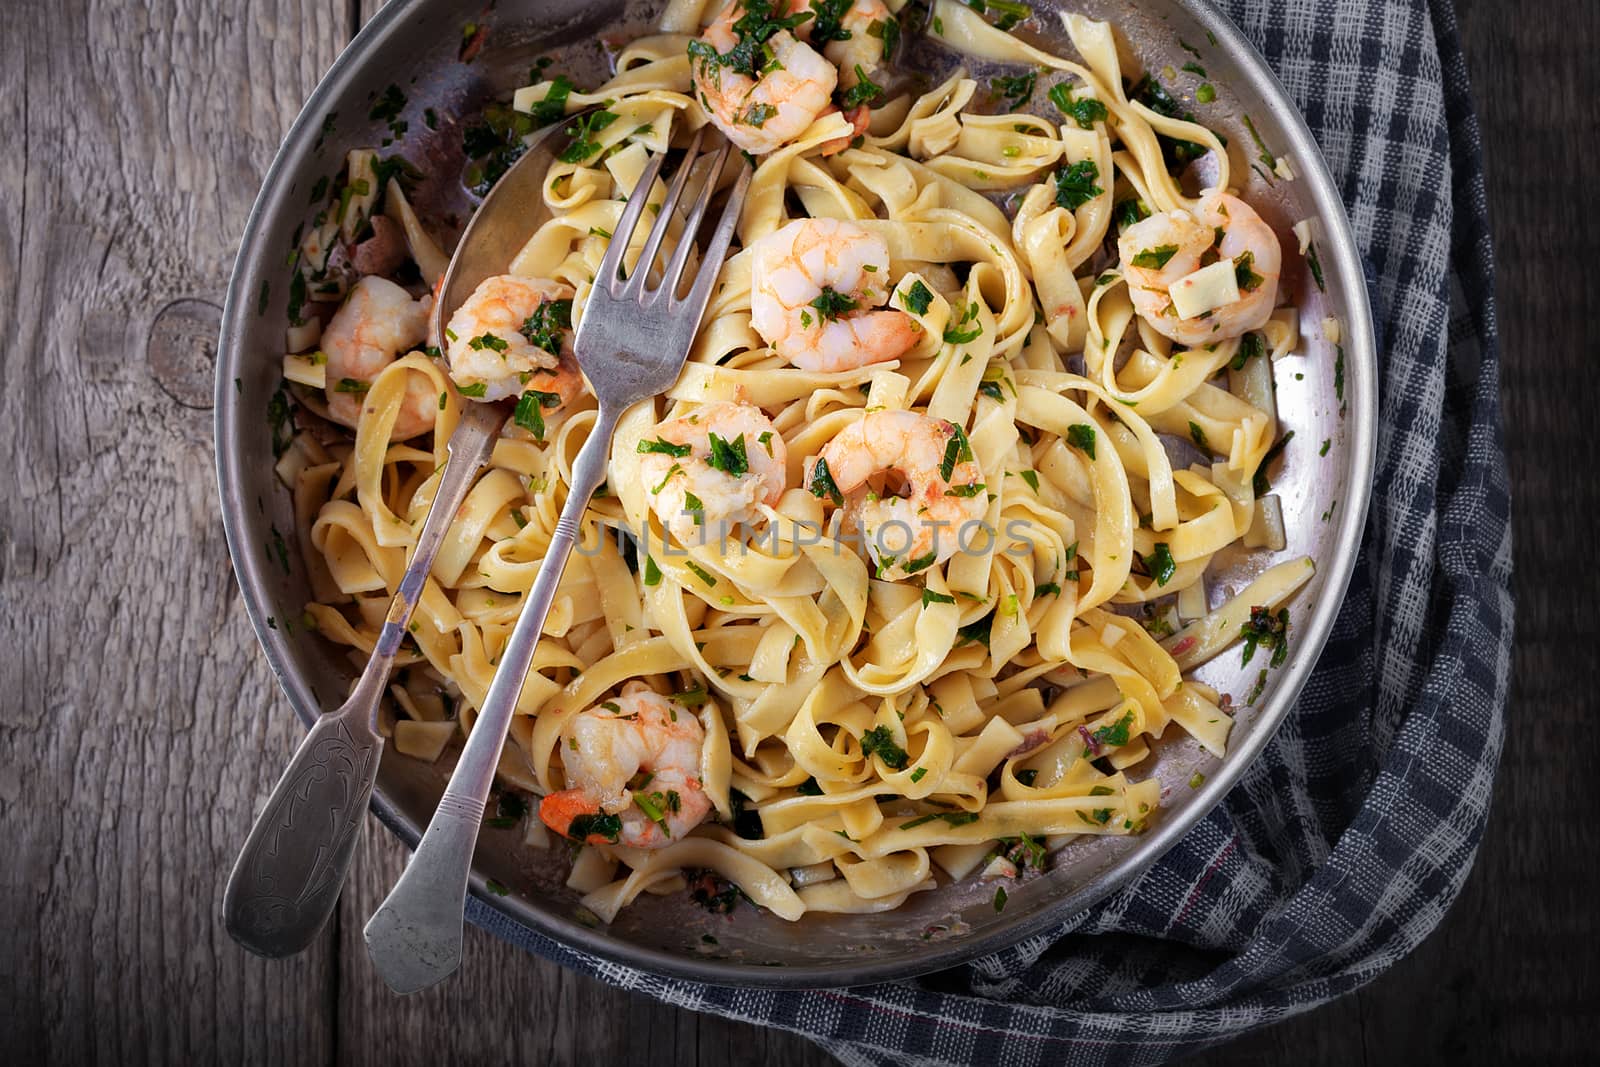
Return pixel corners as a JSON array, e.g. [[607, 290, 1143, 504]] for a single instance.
[[215, 0, 1376, 987]]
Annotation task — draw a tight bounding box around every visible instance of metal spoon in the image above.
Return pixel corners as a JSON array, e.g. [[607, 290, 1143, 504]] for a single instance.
[[221, 114, 582, 958]]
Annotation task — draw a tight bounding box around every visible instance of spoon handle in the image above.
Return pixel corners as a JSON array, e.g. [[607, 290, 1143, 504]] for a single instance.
[[222, 404, 504, 958], [363, 405, 619, 994]]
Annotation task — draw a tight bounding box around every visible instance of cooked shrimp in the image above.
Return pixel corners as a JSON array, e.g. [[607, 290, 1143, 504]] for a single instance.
[[808, 0, 895, 89], [539, 682, 712, 850], [1118, 189, 1282, 345], [806, 409, 986, 579], [636, 401, 788, 545], [443, 274, 575, 402], [322, 275, 436, 440], [692, 1, 837, 155], [749, 217, 920, 372]]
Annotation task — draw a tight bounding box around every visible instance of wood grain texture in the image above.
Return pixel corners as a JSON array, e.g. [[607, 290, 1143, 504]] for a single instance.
[[0, 0, 348, 1063], [0, 0, 1593, 1064]]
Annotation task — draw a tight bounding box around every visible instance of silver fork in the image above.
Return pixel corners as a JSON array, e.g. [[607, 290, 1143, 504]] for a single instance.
[[363, 130, 751, 994]]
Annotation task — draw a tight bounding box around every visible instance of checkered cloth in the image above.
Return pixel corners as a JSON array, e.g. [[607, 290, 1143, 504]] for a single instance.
[[472, 0, 1513, 1060]]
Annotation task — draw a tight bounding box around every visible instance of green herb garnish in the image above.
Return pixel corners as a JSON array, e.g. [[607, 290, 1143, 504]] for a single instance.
[[706, 432, 750, 477], [900, 280, 934, 315], [1053, 159, 1103, 211], [1131, 245, 1179, 269], [860, 725, 909, 770]]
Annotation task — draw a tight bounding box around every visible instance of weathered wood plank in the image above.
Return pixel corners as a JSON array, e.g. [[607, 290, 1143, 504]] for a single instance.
[[0, 0, 351, 1062], [335, 823, 837, 1066]]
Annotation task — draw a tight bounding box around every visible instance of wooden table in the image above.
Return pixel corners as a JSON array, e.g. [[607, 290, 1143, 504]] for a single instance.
[[3, 0, 1594, 1062]]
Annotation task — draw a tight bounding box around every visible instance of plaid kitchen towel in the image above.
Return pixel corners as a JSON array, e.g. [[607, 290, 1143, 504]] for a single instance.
[[472, 0, 1514, 1061]]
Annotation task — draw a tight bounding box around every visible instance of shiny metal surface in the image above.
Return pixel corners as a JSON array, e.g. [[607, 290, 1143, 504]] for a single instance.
[[221, 400, 504, 958], [365, 133, 753, 993], [215, 0, 1377, 987]]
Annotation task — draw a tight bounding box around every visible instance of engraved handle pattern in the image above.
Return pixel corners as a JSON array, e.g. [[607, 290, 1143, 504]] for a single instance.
[[222, 712, 381, 957], [364, 404, 620, 993]]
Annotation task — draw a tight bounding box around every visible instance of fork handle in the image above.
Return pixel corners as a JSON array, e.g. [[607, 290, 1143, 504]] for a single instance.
[[363, 404, 620, 993]]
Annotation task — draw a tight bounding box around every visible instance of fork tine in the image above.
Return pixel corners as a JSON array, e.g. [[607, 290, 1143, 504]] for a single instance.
[[596, 149, 667, 293], [673, 159, 753, 320], [621, 129, 706, 300], [658, 141, 732, 301]]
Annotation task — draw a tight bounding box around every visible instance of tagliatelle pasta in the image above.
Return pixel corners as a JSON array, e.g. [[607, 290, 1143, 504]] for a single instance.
[[271, 0, 1315, 923]]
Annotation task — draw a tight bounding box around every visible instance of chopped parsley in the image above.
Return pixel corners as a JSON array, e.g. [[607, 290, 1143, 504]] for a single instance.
[[866, 15, 900, 59], [939, 424, 974, 480], [706, 432, 750, 477], [1230, 331, 1266, 370], [461, 102, 539, 197], [567, 812, 622, 843], [1239, 606, 1289, 669], [513, 389, 562, 439], [898, 810, 980, 831], [841, 65, 884, 108], [921, 588, 957, 606], [860, 725, 909, 770], [684, 560, 718, 587], [992, 72, 1036, 112], [1018, 469, 1040, 492], [1254, 430, 1295, 496], [810, 286, 859, 321], [1048, 83, 1108, 129], [998, 833, 1046, 870], [1234, 251, 1264, 292], [1196, 82, 1216, 104], [1113, 197, 1151, 230], [558, 109, 620, 163], [637, 437, 693, 457], [1242, 114, 1278, 171], [486, 792, 528, 829], [1129, 75, 1210, 171], [1053, 159, 1103, 211], [457, 381, 488, 398], [993, 886, 1008, 912], [520, 298, 572, 354], [741, 101, 776, 127], [808, 0, 854, 45], [956, 612, 994, 647], [900, 279, 934, 315], [943, 301, 983, 345], [967, 0, 1031, 31], [808, 456, 844, 505], [333, 377, 370, 394], [687, 0, 814, 79], [1091, 710, 1134, 748], [468, 332, 509, 353], [1131, 244, 1180, 270], [1144, 543, 1176, 586], [1066, 422, 1097, 460], [1189, 421, 1210, 450], [524, 76, 576, 127]]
